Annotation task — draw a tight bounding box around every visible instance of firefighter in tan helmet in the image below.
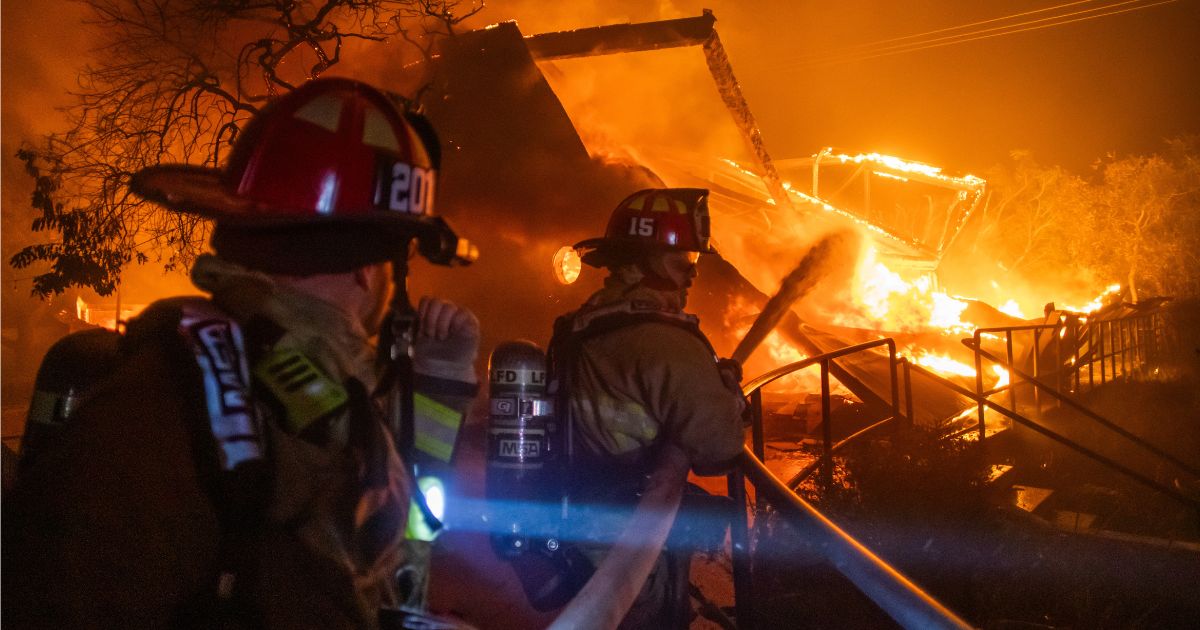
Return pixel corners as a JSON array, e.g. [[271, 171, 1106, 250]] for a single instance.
[[4, 78, 479, 629], [548, 188, 746, 628]]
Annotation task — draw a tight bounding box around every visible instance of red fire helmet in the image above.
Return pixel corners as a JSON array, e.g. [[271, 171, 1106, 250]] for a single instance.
[[574, 188, 717, 268], [131, 78, 475, 269]]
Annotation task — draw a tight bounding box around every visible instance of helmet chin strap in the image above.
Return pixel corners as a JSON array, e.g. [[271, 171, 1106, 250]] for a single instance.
[[377, 240, 417, 450]]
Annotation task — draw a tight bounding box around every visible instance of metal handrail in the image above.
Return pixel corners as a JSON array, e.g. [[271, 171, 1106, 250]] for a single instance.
[[784, 415, 898, 489], [736, 446, 973, 630], [965, 339, 1200, 480], [727, 338, 975, 629], [741, 337, 900, 486], [905, 361, 1200, 509], [970, 310, 1163, 440], [722, 310, 1184, 628]]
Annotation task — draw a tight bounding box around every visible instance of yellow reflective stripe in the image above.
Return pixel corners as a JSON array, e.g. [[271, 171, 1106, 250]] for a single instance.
[[413, 393, 462, 462]]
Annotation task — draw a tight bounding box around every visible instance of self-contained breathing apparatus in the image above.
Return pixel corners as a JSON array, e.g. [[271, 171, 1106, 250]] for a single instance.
[[19, 328, 122, 476], [485, 340, 560, 557], [485, 338, 594, 612], [485, 304, 737, 613]]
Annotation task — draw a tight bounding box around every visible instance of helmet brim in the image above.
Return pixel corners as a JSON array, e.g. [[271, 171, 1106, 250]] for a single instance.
[[573, 236, 719, 268], [131, 164, 442, 236]]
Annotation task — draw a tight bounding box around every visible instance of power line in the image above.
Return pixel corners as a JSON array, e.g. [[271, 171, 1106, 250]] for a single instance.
[[771, 0, 1181, 71], [788, 0, 1110, 62], [819, 0, 1180, 67], [776, 0, 1162, 69]]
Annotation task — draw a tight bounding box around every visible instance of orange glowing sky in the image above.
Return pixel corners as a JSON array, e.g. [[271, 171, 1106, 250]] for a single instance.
[[5, 1, 1198, 192], [3, 0, 1198, 295], [477, 0, 1200, 173]]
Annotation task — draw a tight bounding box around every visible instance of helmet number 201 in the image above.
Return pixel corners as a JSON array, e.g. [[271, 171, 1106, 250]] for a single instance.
[[629, 217, 655, 237], [389, 163, 435, 215]]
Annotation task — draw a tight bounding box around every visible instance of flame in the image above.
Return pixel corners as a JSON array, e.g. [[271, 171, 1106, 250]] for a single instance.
[[872, 170, 909, 183], [993, 365, 1010, 389], [908, 351, 975, 378], [826, 151, 985, 190], [724, 295, 827, 394], [998, 299, 1026, 318], [831, 244, 976, 335], [1059, 283, 1122, 313], [75, 298, 146, 331]]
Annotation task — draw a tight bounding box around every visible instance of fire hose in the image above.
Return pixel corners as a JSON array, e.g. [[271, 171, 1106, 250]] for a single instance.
[[547, 230, 856, 630]]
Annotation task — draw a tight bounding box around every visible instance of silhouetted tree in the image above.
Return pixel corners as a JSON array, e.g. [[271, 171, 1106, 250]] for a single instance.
[[11, 0, 483, 296], [970, 137, 1200, 301]]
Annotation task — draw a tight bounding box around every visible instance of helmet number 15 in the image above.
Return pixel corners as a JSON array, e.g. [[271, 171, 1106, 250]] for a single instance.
[[629, 217, 654, 237]]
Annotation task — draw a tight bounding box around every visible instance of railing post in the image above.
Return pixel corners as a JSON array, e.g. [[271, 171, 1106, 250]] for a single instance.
[[1088, 320, 1094, 390], [1054, 319, 1063, 407], [1124, 319, 1132, 379], [1100, 322, 1107, 384], [1032, 328, 1042, 413], [1118, 319, 1124, 379], [903, 359, 914, 427], [751, 388, 765, 463], [1072, 319, 1080, 395], [1109, 320, 1116, 380], [727, 469, 754, 630], [821, 360, 834, 489], [974, 330, 985, 443], [1134, 317, 1141, 372], [1006, 331, 1016, 412], [1151, 313, 1160, 364], [1121, 320, 1128, 379], [886, 340, 899, 421]]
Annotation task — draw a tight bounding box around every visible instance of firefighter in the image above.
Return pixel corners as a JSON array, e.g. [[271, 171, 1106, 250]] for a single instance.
[[550, 188, 745, 628], [3, 78, 479, 629]]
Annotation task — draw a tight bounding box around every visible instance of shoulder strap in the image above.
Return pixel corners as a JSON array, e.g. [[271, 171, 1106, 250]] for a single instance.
[[554, 301, 716, 362], [547, 304, 716, 493], [171, 297, 266, 472]]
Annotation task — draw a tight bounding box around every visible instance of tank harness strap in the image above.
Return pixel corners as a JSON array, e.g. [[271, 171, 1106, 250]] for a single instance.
[[548, 302, 717, 501], [175, 298, 266, 471]]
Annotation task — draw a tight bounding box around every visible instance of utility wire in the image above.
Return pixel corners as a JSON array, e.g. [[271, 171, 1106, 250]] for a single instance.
[[780, 0, 1165, 68], [772, 0, 1180, 71], [787, 0, 1110, 62]]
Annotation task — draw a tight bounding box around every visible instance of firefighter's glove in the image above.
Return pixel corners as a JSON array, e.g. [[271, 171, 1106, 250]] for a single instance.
[[716, 357, 749, 422], [716, 357, 743, 387], [414, 296, 480, 384]]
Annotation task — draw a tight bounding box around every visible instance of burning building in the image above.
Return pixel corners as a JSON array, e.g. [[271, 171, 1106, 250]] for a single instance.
[[358, 13, 1108, 434]]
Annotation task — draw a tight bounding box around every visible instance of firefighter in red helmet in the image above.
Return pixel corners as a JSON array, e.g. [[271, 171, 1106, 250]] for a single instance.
[[548, 188, 745, 628], [4, 78, 478, 629]]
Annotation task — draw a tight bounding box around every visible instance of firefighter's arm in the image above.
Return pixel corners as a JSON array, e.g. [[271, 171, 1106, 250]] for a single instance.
[[2, 344, 221, 628], [411, 297, 479, 465], [637, 326, 745, 476]]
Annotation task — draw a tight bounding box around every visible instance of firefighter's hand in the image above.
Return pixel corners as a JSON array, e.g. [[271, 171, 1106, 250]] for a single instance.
[[716, 357, 748, 420], [414, 296, 480, 383], [716, 357, 743, 395]]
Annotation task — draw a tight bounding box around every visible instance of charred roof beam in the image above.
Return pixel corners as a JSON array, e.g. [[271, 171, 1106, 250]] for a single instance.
[[524, 10, 795, 213], [524, 12, 717, 59]]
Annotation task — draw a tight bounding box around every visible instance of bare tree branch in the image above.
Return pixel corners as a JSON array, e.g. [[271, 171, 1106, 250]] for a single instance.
[[12, 0, 482, 296]]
